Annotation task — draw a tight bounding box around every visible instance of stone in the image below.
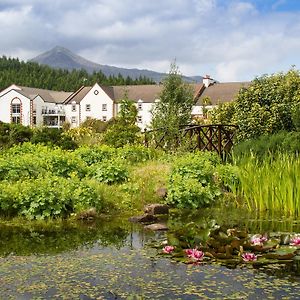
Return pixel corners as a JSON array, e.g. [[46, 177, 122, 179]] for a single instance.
[[144, 223, 168, 231], [156, 187, 168, 199], [144, 204, 169, 215], [128, 214, 158, 223], [76, 207, 97, 220]]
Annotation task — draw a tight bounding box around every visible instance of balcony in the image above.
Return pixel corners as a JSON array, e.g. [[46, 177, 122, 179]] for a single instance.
[[42, 108, 65, 116]]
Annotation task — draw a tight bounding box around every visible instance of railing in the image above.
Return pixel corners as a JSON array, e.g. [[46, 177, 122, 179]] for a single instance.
[[42, 109, 65, 115], [144, 124, 237, 157]]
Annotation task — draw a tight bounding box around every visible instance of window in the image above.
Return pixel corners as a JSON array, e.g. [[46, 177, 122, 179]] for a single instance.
[[12, 104, 21, 114], [71, 104, 76, 112], [102, 116, 107, 122], [86, 104, 91, 111], [137, 116, 142, 123], [71, 116, 77, 123], [138, 103, 143, 111], [102, 104, 107, 111], [12, 116, 20, 124], [94, 90, 99, 95]]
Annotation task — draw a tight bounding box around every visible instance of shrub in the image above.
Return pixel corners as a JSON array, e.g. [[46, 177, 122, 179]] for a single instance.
[[166, 152, 224, 208], [88, 160, 128, 185], [116, 145, 160, 164], [233, 131, 300, 159], [0, 176, 103, 219], [73, 145, 116, 166]]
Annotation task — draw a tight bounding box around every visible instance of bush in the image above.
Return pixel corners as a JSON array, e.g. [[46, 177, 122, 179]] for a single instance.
[[31, 127, 77, 150], [0, 176, 103, 219], [88, 160, 128, 185], [0, 143, 87, 181], [233, 131, 300, 159], [73, 145, 116, 166], [166, 152, 226, 208]]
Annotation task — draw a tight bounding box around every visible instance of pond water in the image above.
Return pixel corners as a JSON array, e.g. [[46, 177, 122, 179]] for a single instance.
[[0, 208, 300, 299]]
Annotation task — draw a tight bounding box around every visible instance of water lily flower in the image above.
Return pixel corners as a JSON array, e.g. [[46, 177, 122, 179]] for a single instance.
[[162, 246, 175, 254], [242, 252, 257, 262], [185, 249, 204, 261], [290, 235, 300, 246], [250, 234, 268, 246]]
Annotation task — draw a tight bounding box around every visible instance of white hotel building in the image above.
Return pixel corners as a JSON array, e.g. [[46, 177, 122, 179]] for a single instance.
[[0, 77, 249, 130]]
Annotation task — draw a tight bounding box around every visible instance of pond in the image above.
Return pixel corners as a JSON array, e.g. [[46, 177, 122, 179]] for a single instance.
[[0, 208, 300, 299]]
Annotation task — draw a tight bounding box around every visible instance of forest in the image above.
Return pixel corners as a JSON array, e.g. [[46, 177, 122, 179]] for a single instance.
[[0, 56, 155, 91]]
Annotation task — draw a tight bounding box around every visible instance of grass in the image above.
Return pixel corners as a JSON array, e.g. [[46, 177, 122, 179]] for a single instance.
[[233, 153, 300, 216]]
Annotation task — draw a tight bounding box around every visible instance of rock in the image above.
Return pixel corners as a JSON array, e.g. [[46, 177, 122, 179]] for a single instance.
[[128, 214, 158, 223], [76, 208, 97, 220], [156, 187, 168, 199], [144, 204, 169, 215], [144, 223, 168, 231]]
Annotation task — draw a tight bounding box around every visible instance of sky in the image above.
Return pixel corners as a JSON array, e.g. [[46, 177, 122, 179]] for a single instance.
[[1, 0, 300, 82]]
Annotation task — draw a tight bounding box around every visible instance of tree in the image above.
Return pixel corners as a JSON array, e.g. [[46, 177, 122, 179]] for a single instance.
[[103, 94, 141, 148], [150, 62, 194, 150], [211, 69, 300, 141]]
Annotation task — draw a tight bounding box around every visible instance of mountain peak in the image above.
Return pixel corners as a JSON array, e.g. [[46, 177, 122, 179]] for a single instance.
[[30, 47, 202, 83]]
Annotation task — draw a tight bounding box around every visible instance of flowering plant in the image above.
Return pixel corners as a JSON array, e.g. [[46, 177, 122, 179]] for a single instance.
[[290, 235, 300, 246], [162, 246, 175, 254], [242, 252, 257, 262], [185, 249, 204, 261]]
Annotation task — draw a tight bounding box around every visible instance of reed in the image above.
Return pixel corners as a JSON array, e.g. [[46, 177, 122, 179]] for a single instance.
[[234, 153, 300, 216]]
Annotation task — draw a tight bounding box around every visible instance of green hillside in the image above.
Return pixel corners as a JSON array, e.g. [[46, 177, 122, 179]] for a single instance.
[[0, 56, 155, 92]]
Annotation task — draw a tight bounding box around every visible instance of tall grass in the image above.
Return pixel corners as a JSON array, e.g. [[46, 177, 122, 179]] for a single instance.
[[233, 153, 300, 216]]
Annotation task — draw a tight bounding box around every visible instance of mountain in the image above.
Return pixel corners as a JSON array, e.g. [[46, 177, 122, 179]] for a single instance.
[[30, 46, 203, 83]]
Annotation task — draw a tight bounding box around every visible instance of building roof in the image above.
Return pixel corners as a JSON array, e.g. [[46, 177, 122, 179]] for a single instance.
[[64, 86, 92, 104], [18, 86, 72, 103], [196, 82, 250, 105], [112, 83, 204, 103]]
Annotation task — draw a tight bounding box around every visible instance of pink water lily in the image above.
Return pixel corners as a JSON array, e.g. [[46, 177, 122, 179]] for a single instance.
[[290, 235, 300, 246], [242, 252, 257, 262], [185, 249, 204, 261], [250, 234, 268, 246], [162, 246, 175, 254]]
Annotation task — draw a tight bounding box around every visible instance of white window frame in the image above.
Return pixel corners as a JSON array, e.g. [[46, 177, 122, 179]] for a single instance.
[[71, 116, 77, 123], [102, 116, 107, 122], [137, 116, 142, 123], [71, 104, 76, 112], [102, 104, 107, 111], [86, 104, 91, 111]]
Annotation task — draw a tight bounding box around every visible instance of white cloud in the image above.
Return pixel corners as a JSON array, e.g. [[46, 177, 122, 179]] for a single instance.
[[1, 0, 300, 81]]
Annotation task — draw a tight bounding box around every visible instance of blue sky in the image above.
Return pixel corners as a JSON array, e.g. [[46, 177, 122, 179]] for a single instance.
[[1, 0, 300, 81]]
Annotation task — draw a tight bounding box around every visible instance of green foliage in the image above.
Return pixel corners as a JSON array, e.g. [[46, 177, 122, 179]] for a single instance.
[[233, 154, 300, 216], [31, 127, 78, 150], [0, 143, 87, 181], [0, 122, 33, 149], [0, 56, 155, 91], [151, 63, 194, 150], [88, 160, 128, 185], [211, 70, 300, 141], [103, 98, 141, 148], [116, 145, 161, 164], [80, 118, 108, 133], [166, 152, 232, 208], [233, 131, 300, 159], [74, 145, 116, 165], [0, 176, 103, 219]]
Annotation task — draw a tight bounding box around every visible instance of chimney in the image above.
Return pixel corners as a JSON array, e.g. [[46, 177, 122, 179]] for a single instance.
[[203, 75, 215, 87]]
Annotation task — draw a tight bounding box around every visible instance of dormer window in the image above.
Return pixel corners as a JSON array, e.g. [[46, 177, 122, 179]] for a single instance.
[[86, 104, 91, 111]]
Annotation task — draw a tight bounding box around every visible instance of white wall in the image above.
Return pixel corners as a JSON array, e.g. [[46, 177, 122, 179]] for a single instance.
[[0, 90, 31, 126], [80, 83, 114, 123], [65, 104, 80, 128]]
